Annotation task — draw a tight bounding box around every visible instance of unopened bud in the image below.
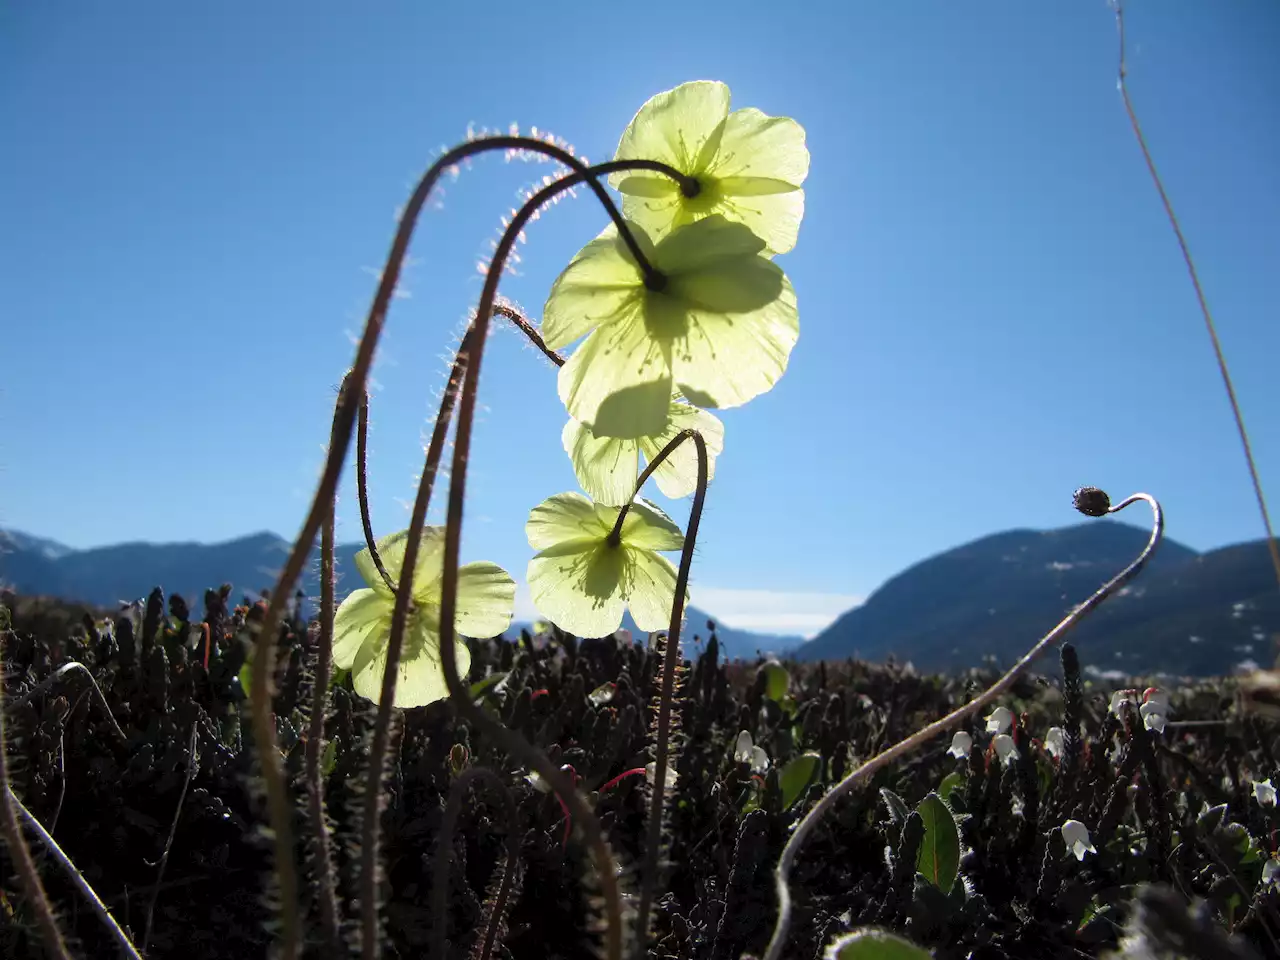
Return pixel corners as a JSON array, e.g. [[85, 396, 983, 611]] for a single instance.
[[449, 743, 469, 775], [1073, 486, 1111, 518]]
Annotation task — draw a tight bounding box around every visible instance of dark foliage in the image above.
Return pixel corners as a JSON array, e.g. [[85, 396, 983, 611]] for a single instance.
[[3, 589, 1280, 960]]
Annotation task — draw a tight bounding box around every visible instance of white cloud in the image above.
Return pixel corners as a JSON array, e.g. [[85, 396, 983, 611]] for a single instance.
[[513, 579, 539, 623], [690, 586, 863, 639], [507, 581, 860, 639]]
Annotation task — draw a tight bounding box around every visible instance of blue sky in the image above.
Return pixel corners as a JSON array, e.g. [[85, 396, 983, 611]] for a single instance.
[[3, 2, 1277, 637]]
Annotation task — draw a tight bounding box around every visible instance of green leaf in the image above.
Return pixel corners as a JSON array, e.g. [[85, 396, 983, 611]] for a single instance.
[[879, 787, 910, 826], [938, 772, 964, 805], [1197, 802, 1228, 834], [915, 792, 960, 894], [760, 660, 790, 702], [823, 928, 932, 959], [470, 672, 508, 703], [321, 739, 338, 777], [779, 752, 821, 809]]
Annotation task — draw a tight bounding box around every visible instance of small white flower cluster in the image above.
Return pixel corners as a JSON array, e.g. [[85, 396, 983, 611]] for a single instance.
[[734, 730, 770, 775], [1109, 686, 1170, 734], [944, 704, 1109, 864], [946, 705, 1017, 765]]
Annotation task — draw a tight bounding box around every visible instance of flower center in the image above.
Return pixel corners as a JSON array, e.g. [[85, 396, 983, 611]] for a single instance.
[[680, 175, 702, 199], [643, 269, 668, 293]]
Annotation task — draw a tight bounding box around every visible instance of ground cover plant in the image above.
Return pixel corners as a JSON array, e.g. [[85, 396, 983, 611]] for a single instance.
[[3, 592, 1280, 959], [3, 6, 1279, 958]]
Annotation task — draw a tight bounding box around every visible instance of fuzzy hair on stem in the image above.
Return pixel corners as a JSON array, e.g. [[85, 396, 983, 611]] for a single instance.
[[356, 380, 396, 593], [9, 789, 143, 960], [623, 429, 709, 956], [304, 496, 343, 958], [430, 766, 520, 960], [356, 154, 691, 960], [0, 661, 72, 959], [246, 137, 681, 960], [143, 722, 199, 953], [420, 155, 698, 960], [4, 661, 128, 744], [759, 490, 1165, 960]]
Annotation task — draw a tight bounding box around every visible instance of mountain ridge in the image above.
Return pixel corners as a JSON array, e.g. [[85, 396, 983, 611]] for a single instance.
[[0, 527, 802, 660]]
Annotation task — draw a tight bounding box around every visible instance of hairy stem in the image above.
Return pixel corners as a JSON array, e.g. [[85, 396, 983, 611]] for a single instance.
[[356, 155, 688, 960], [305, 499, 343, 957], [143, 723, 199, 952], [760, 491, 1165, 960], [10, 789, 143, 959], [1115, 1, 1280, 592], [0, 669, 71, 959], [430, 767, 519, 960], [357, 380, 396, 592], [631, 430, 709, 957], [5, 661, 127, 744], [248, 137, 678, 960], [427, 157, 691, 960]]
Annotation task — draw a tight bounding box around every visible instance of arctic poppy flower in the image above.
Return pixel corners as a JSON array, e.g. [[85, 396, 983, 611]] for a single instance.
[[525, 492, 687, 638], [543, 215, 798, 440], [332, 529, 514, 708], [610, 80, 809, 255]]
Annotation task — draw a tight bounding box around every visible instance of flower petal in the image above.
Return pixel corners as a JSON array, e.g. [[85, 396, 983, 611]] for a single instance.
[[527, 539, 628, 638], [620, 544, 681, 633], [562, 418, 641, 507], [616, 498, 685, 552], [638, 402, 724, 499], [541, 226, 650, 350], [354, 528, 447, 603], [332, 588, 389, 670], [557, 311, 673, 440], [611, 81, 731, 203], [350, 622, 470, 709], [711, 107, 809, 188], [669, 265, 798, 411], [454, 561, 516, 638], [714, 190, 806, 259], [526, 492, 609, 550], [655, 213, 769, 272]]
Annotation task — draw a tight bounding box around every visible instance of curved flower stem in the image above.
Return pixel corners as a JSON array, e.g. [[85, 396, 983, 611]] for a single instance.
[[5, 661, 128, 744], [430, 766, 519, 960], [305, 497, 343, 958], [627, 429, 709, 956], [245, 138, 682, 960], [759, 491, 1165, 960], [143, 722, 198, 953], [0, 669, 71, 959], [9, 789, 142, 959], [494, 302, 565, 368], [356, 379, 396, 592], [353, 305, 560, 596], [1114, 1, 1280, 595], [410, 156, 691, 960], [355, 155, 688, 960]]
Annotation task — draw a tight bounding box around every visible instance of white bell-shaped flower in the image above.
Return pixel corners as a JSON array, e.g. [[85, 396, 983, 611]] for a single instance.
[[985, 706, 1013, 735], [1254, 778, 1277, 807], [733, 730, 770, 774], [1061, 819, 1097, 860]]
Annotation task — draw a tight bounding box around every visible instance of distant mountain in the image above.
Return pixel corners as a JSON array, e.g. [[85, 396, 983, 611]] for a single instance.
[[794, 521, 1280, 677], [0, 529, 802, 661]]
